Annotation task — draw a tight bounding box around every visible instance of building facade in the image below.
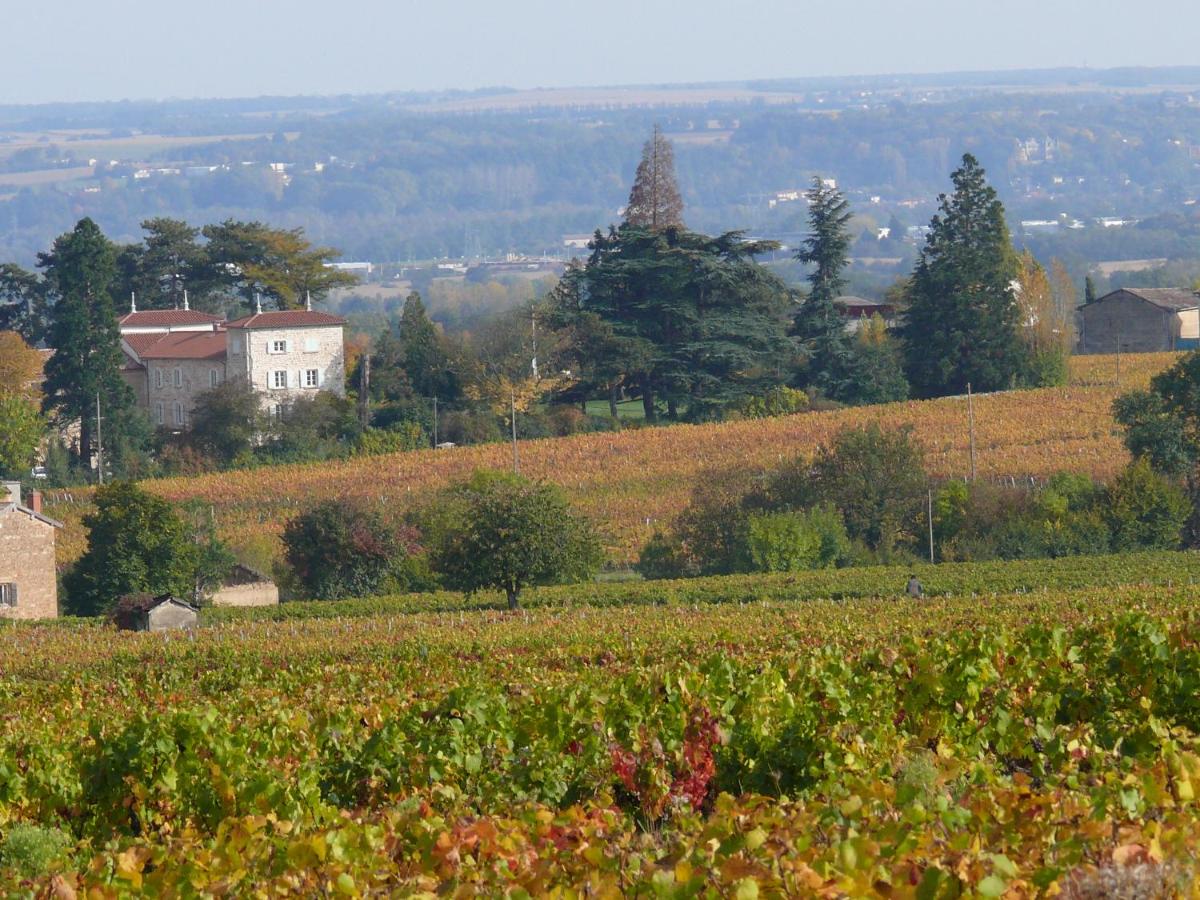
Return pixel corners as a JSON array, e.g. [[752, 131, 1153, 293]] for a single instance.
[[1077, 288, 1200, 354], [118, 306, 346, 427], [0, 482, 62, 620], [224, 309, 347, 417]]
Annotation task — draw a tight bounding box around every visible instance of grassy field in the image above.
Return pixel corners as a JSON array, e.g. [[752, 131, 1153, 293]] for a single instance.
[[44, 351, 1177, 568], [2, 570, 1199, 892]]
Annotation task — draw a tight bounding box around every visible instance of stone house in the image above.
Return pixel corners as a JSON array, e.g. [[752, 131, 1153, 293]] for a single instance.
[[113, 594, 199, 632], [1077, 288, 1200, 354], [118, 302, 346, 427], [0, 481, 62, 620], [224, 308, 347, 417], [211, 564, 279, 608]]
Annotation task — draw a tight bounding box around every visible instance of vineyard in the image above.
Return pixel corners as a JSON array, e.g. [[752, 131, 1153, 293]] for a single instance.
[[1, 568, 1200, 893], [45, 351, 1175, 567]]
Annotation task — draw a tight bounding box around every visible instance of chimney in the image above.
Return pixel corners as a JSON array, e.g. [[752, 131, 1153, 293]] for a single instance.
[[30, 491, 42, 515]]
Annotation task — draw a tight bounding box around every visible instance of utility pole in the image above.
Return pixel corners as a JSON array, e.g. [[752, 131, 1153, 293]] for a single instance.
[[510, 389, 520, 474], [927, 489, 935, 563], [967, 382, 977, 482], [358, 353, 371, 429], [95, 393, 104, 486], [432, 396, 438, 448], [1115, 335, 1121, 383]]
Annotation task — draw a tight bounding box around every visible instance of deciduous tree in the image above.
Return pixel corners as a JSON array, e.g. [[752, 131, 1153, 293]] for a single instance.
[[424, 471, 601, 609], [63, 482, 200, 616]]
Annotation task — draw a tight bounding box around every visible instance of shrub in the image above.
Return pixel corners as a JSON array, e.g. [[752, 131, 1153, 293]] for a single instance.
[[738, 386, 809, 419], [440, 409, 502, 445], [1103, 458, 1188, 552], [635, 532, 694, 581], [745, 505, 850, 572], [801, 423, 928, 559], [282, 500, 424, 600], [0, 824, 70, 880], [354, 423, 426, 456]]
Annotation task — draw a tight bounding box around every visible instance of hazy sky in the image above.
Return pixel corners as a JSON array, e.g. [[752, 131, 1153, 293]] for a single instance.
[[1, 0, 1196, 105]]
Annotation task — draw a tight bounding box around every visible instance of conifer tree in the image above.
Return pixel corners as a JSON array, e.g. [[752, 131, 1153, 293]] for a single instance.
[[901, 154, 1026, 397], [792, 177, 856, 398], [40, 218, 135, 472], [624, 126, 684, 230]]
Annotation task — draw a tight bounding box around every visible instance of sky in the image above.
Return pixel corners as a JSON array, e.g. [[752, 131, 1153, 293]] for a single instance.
[[1, 0, 1197, 105]]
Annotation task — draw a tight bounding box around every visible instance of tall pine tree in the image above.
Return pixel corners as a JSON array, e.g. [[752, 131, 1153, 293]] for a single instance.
[[624, 126, 684, 231], [792, 177, 856, 398], [40, 218, 135, 473], [901, 154, 1026, 397]]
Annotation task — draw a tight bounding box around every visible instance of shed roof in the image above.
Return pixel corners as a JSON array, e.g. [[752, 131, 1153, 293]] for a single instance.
[[225, 310, 345, 329]]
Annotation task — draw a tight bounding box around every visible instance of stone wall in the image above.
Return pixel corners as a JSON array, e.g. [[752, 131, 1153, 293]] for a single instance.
[[227, 324, 345, 414], [0, 509, 58, 620], [146, 602, 198, 632], [1078, 292, 1179, 354], [211, 582, 279, 608], [146, 358, 226, 426]]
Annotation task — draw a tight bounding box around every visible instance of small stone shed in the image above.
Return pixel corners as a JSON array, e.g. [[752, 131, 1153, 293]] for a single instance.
[[113, 594, 199, 632], [210, 563, 279, 608]]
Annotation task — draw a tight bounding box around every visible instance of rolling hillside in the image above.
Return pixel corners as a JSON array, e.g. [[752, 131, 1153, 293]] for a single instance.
[[45, 352, 1177, 568]]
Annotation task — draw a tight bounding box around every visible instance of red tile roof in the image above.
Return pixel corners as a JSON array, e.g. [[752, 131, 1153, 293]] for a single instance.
[[122, 333, 167, 356], [225, 310, 346, 329], [118, 309, 223, 327], [137, 332, 228, 361]]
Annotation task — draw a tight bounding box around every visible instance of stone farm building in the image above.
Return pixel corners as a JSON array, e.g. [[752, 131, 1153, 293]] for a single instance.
[[0, 482, 62, 620], [118, 302, 346, 428], [1077, 288, 1200, 354]]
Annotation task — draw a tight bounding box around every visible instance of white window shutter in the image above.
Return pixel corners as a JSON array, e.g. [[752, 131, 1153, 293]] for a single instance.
[[318, 369, 324, 386]]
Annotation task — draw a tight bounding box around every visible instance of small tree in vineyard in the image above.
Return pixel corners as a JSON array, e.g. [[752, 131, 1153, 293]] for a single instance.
[[424, 470, 602, 609]]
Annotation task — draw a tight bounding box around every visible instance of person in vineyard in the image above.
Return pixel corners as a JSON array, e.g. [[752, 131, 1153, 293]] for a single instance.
[[906, 574, 924, 599]]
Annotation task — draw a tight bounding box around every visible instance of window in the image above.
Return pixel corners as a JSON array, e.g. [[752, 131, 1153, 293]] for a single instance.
[[231, 336, 242, 353], [173, 402, 183, 426], [154, 369, 163, 389], [209, 369, 219, 388], [173, 368, 182, 388], [304, 369, 319, 388], [304, 338, 319, 353], [269, 339, 288, 354], [0, 584, 16, 608], [272, 404, 283, 421], [154, 403, 164, 425], [272, 370, 288, 389]]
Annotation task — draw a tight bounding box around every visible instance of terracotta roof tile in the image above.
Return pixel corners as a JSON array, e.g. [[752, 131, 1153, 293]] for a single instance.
[[225, 310, 346, 329], [122, 333, 167, 356], [137, 331, 227, 361], [118, 309, 223, 327]]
